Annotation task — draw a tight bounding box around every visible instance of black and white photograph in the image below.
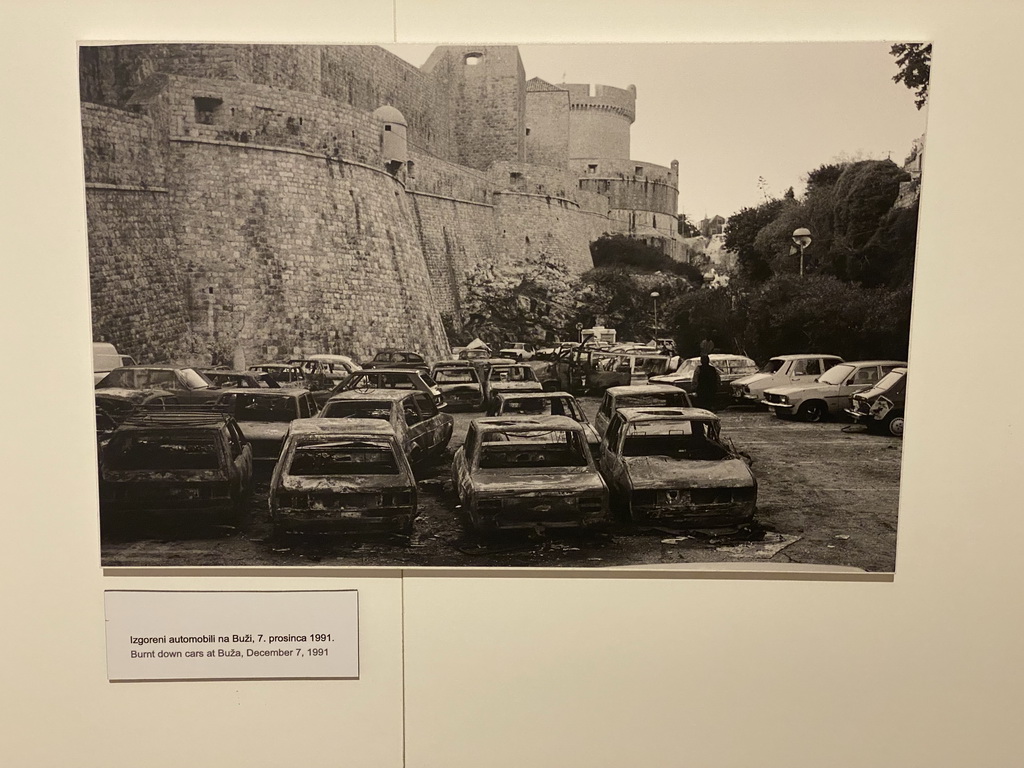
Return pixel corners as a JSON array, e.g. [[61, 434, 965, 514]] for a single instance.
[[83, 41, 929, 571]]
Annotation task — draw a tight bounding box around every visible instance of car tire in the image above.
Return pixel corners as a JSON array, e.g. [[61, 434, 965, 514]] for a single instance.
[[883, 412, 905, 437], [798, 401, 827, 423]]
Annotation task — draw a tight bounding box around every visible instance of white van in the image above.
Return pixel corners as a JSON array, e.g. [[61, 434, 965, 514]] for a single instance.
[[93, 342, 135, 384]]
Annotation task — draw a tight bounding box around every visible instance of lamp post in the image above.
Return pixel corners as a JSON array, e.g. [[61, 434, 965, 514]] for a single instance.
[[650, 291, 660, 338], [792, 227, 812, 277]]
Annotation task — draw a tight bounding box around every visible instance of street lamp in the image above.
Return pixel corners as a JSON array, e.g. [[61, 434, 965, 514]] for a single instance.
[[792, 227, 812, 277], [650, 291, 660, 338]]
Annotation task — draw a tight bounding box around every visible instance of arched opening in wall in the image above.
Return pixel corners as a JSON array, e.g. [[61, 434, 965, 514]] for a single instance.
[[464, 52, 484, 66], [407, 160, 415, 178], [193, 96, 223, 125]]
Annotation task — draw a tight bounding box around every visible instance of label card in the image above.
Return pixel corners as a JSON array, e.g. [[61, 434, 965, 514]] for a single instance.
[[105, 590, 359, 681]]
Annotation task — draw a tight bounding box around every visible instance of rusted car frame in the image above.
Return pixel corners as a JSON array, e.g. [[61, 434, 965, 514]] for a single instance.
[[216, 388, 318, 471], [430, 362, 485, 411], [593, 385, 695, 441]]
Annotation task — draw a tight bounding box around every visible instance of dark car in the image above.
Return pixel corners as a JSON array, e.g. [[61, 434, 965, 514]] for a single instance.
[[97, 366, 222, 403], [318, 390, 453, 464], [95, 388, 180, 426], [363, 349, 429, 372], [593, 385, 694, 440], [490, 391, 601, 456], [450, 416, 609, 534], [270, 419, 417, 537], [481, 363, 543, 408], [249, 363, 307, 386], [198, 369, 280, 389], [845, 367, 907, 436], [327, 368, 444, 408], [98, 409, 254, 527], [216, 388, 319, 471], [598, 407, 757, 529], [430, 362, 485, 411]]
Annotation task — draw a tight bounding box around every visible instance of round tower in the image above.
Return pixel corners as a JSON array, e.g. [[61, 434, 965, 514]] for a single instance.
[[558, 82, 636, 159]]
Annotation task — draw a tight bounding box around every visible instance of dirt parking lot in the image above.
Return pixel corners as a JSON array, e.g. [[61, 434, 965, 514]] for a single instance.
[[101, 398, 902, 572]]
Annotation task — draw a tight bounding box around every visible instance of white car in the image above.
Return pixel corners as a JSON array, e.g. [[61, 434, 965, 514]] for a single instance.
[[731, 354, 845, 405], [761, 360, 907, 422]]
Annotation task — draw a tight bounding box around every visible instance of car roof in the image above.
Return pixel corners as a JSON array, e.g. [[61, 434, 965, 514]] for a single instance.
[[325, 390, 410, 402], [110, 365, 188, 372], [351, 368, 423, 376], [681, 354, 755, 363], [250, 363, 299, 369], [615, 406, 719, 422], [288, 418, 396, 437], [497, 390, 573, 400], [842, 360, 909, 367], [769, 354, 844, 360], [472, 415, 584, 433], [197, 368, 253, 375], [305, 354, 358, 363], [116, 410, 233, 431], [96, 388, 175, 401], [432, 361, 475, 369], [217, 387, 310, 399], [607, 385, 689, 397]]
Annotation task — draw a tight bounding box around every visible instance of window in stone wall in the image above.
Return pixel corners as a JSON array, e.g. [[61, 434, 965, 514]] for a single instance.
[[587, 164, 598, 173], [635, 166, 644, 175], [525, 127, 531, 136], [407, 160, 415, 178], [510, 172, 522, 184], [384, 124, 392, 132], [464, 52, 484, 65], [193, 97, 223, 125]]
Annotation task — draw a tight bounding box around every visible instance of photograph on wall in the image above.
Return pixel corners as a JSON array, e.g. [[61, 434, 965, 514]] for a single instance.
[[83, 42, 929, 571]]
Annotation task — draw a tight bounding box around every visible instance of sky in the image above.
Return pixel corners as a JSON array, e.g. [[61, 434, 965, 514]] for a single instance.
[[383, 42, 928, 221]]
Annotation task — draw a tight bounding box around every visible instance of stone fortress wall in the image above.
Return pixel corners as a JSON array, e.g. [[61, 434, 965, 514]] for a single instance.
[[80, 44, 685, 366]]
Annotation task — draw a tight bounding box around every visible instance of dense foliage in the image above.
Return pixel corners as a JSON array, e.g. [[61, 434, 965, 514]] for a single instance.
[[891, 43, 932, 110], [591, 234, 704, 281]]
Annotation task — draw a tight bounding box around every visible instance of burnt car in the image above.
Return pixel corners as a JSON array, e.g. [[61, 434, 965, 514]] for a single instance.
[[270, 419, 417, 536], [95, 388, 180, 426], [304, 354, 362, 384], [845, 367, 907, 436], [593, 384, 695, 440], [249, 363, 306, 387], [491, 391, 600, 455], [451, 416, 609, 534], [216, 388, 319, 471], [96, 366, 222, 403], [761, 359, 907, 422], [98, 409, 254, 527], [318, 390, 453, 463], [430, 362, 485, 411], [198, 369, 281, 389], [363, 349, 429, 372], [598, 407, 757, 529], [730, 354, 844, 405], [482, 363, 543, 408], [327, 368, 444, 408]]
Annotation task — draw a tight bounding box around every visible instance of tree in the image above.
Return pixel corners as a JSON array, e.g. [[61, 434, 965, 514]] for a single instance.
[[589, 233, 702, 279], [891, 43, 931, 109], [724, 198, 789, 282]]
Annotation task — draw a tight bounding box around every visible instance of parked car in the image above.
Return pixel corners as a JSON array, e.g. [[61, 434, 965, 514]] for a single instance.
[[249, 363, 307, 387], [490, 391, 600, 455], [761, 359, 907, 422], [593, 384, 695, 440], [482, 363, 543, 407], [450, 416, 609, 534], [363, 349, 429, 372], [457, 348, 495, 362], [430, 362, 485, 411], [269, 419, 417, 536], [95, 388, 180, 426], [98, 409, 254, 526], [649, 354, 758, 406], [93, 341, 135, 384], [327, 368, 444, 408], [845, 367, 907, 436], [730, 354, 845, 405], [96, 366, 222, 403], [498, 342, 535, 361], [216, 388, 319, 471], [303, 354, 362, 384], [584, 350, 674, 393], [598, 407, 757, 528], [318, 390, 453, 464], [198, 369, 281, 389]]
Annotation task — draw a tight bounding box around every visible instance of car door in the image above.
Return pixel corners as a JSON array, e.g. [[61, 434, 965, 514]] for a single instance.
[[598, 415, 628, 498], [831, 365, 881, 411], [224, 420, 253, 496]]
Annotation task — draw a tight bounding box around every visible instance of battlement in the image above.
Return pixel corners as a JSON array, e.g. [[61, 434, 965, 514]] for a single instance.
[[558, 83, 636, 123]]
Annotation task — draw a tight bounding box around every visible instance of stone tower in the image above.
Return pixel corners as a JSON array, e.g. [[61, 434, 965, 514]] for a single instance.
[[559, 82, 636, 160]]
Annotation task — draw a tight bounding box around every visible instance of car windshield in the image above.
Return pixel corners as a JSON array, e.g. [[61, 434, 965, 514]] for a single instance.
[[180, 368, 213, 389], [615, 393, 689, 409], [288, 441, 399, 475], [222, 393, 298, 422], [500, 397, 582, 420], [477, 430, 588, 469], [672, 359, 698, 378], [759, 359, 786, 374], [818, 364, 856, 385], [106, 432, 221, 470], [489, 367, 536, 383], [434, 369, 478, 384], [873, 370, 905, 390], [622, 432, 728, 461], [320, 401, 393, 420]]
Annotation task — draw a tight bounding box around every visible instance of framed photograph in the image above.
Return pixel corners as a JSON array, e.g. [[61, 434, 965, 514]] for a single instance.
[[82, 42, 928, 572]]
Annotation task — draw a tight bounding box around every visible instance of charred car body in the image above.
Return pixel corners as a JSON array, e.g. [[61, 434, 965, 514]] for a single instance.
[[98, 409, 254, 527], [598, 407, 757, 529], [482, 363, 543, 409], [198, 369, 281, 389], [328, 368, 444, 409], [216, 388, 319, 471], [363, 349, 429, 372], [761, 359, 907, 422], [593, 384, 695, 440], [451, 416, 609, 534], [97, 366, 222, 403], [490, 391, 601, 455], [270, 419, 417, 536], [318, 390, 453, 463], [430, 362, 485, 411], [846, 367, 907, 436]]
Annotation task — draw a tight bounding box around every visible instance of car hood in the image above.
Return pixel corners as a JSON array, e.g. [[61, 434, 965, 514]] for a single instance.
[[489, 382, 543, 392], [278, 474, 411, 492], [732, 372, 772, 388], [472, 468, 604, 494], [237, 421, 291, 441], [623, 456, 753, 489], [437, 382, 482, 393], [764, 382, 833, 398]]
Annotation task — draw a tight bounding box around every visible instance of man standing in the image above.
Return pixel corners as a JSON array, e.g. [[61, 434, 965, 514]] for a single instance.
[[692, 354, 721, 411]]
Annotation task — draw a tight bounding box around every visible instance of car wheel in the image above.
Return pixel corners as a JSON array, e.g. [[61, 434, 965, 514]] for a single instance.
[[884, 412, 905, 437], [798, 401, 827, 423]]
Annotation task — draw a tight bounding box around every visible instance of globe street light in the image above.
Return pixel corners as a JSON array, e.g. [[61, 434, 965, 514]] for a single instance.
[[792, 227, 812, 277], [650, 291, 660, 338]]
